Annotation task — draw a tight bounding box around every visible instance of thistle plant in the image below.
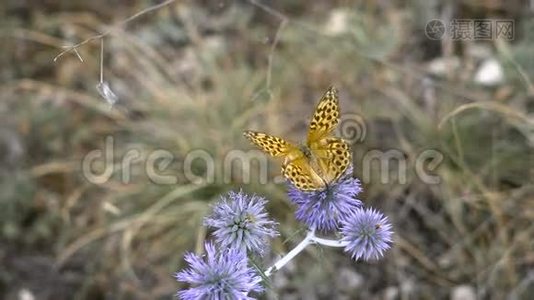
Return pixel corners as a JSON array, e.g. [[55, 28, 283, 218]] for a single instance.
[[175, 170, 394, 299], [176, 83, 391, 299], [341, 208, 394, 261], [203, 190, 278, 256], [287, 167, 363, 231], [175, 242, 263, 300]]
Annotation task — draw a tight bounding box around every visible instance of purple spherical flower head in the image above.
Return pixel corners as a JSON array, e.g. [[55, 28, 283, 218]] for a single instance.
[[287, 167, 363, 231], [175, 242, 263, 300], [341, 207, 393, 261], [204, 190, 278, 256]]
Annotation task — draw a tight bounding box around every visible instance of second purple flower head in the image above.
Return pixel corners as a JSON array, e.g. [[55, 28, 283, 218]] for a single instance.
[[287, 167, 363, 231], [204, 190, 278, 256]]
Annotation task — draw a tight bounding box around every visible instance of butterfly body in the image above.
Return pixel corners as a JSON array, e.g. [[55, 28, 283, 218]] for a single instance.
[[244, 86, 351, 191], [298, 144, 312, 159], [294, 143, 327, 185]]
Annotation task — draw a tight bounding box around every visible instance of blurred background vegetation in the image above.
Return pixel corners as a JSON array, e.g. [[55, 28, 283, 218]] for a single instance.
[[1, 0, 533, 299]]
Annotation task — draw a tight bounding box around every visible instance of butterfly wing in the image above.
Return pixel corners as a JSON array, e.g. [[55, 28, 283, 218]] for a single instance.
[[244, 86, 347, 190], [243, 130, 298, 157], [306, 86, 340, 144], [306, 86, 350, 184], [244, 130, 322, 189], [311, 137, 351, 183], [282, 157, 326, 191]]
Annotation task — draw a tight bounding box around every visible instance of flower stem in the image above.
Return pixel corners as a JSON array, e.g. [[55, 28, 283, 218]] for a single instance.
[[264, 229, 315, 277], [311, 236, 349, 248], [263, 229, 347, 277]]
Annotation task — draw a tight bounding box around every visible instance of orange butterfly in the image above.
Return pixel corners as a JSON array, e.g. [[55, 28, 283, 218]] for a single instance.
[[244, 86, 351, 190]]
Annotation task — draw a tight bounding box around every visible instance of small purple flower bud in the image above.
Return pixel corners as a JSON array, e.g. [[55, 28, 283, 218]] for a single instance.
[[341, 208, 393, 261]]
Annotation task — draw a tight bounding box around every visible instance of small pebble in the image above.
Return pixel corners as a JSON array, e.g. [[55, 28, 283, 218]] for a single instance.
[[451, 285, 476, 300]]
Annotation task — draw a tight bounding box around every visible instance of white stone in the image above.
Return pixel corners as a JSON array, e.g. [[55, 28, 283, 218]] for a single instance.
[[384, 286, 399, 300], [18, 289, 35, 300], [474, 58, 504, 86], [427, 56, 461, 77], [324, 9, 349, 36], [451, 285, 476, 300]]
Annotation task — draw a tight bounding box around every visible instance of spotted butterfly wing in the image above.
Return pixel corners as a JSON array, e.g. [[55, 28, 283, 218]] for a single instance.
[[244, 86, 351, 191], [311, 138, 351, 183], [244, 130, 319, 189], [243, 130, 297, 157], [282, 158, 326, 191], [306, 86, 351, 184], [306, 86, 340, 143]]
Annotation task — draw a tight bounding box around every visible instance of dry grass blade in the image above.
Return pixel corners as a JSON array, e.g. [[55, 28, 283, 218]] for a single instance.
[[438, 102, 533, 129]]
